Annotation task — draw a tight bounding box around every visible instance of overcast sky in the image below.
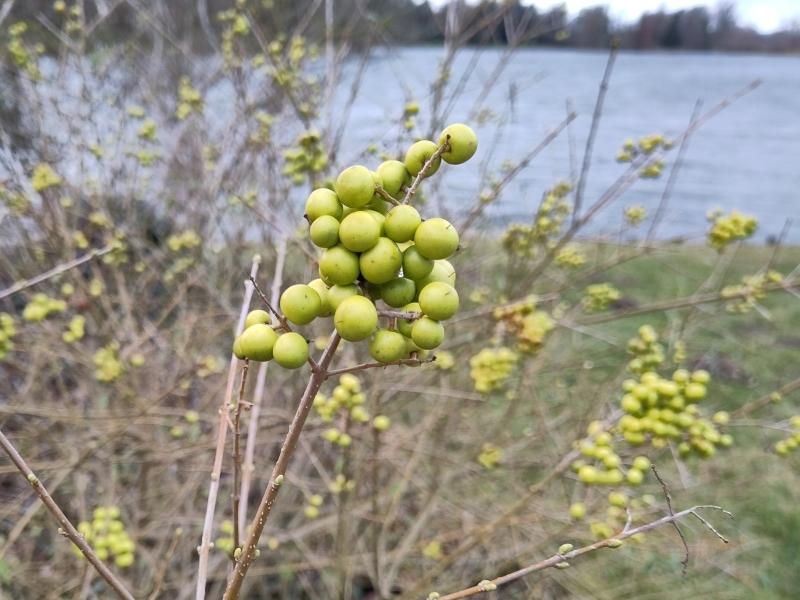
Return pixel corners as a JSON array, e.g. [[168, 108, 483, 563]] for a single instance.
[[428, 1, 800, 33]]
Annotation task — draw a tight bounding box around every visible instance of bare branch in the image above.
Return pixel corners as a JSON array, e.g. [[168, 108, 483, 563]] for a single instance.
[[0, 429, 134, 600]]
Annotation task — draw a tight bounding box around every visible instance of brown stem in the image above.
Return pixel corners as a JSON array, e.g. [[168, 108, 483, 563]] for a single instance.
[[223, 332, 342, 599], [437, 505, 731, 600], [402, 140, 449, 205], [0, 429, 134, 600], [232, 360, 250, 553]]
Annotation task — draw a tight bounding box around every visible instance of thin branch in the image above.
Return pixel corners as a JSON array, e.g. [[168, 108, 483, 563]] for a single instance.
[[223, 332, 343, 599], [402, 140, 449, 205], [436, 504, 732, 600], [239, 237, 288, 533], [325, 355, 435, 379], [572, 42, 618, 223], [196, 255, 261, 600], [651, 464, 689, 574], [374, 185, 401, 206], [646, 100, 702, 242], [232, 360, 250, 553], [0, 245, 112, 301], [0, 429, 135, 600]]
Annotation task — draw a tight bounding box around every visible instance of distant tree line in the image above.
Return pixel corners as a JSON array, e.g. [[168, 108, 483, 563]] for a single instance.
[[4, 0, 800, 54]]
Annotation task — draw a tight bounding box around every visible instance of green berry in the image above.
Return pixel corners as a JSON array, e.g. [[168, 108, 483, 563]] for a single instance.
[[439, 123, 478, 164], [402, 245, 434, 280], [305, 188, 342, 221], [334, 296, 378, 341], [418, 282, 459, 321], [319, 245, 360, 285], [244, 309, 271, 329], [309, 215, 340, 248], [384, 205, 421, 243], [272, 332, 309, 369], [376, 160, 410, 196], [414, 218, 459, 260], [381, 278, 416, 308], [359, 238, 402, 284], [307, 279, 332, 317], [404, 140, 441, 177], [239, 324, 279, 362], [410, 316, 444, 350], [335, 165, 374, 208], [397, 302, 421, 337], [339, 211, 380, 252], [369, 329, 408, 363], [279, 284, 321, 325], [327, 284, 361, 311]]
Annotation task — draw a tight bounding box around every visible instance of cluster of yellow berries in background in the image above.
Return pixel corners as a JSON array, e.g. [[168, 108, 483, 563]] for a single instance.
[[469, 347, 518, 393], [93, 342, 124, 383], [721, 270, 783, 313], [176, 77, 203, 120], [493, 296, 554, 353], [582, 283, 621, 313], [774, 416, 800, 457], [573, 422, 648, 487], [706, 209, 758, 250], [555, 245, 586, 269], [75, 507, 135, 568], [283, 130, 328, 186], [616, 134, 672, 163], [31, 163, 62, 192], [624, 204, 647, 226], [626, 325, 665, 374], [0, 313, 17, 360], [62, 315, 86, 343], [477, 443, 504, 470], [166, 230, 202, 252], [22, 293, 67, 322], [233, 123, 478, 369], [7, 21, 44, 80], [502, 182, 572, 257], [303, 494, 324, 519], [616, 367, 732, 457]]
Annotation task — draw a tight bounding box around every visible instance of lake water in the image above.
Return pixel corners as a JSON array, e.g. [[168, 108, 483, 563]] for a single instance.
[[334, 47, 800, 242]]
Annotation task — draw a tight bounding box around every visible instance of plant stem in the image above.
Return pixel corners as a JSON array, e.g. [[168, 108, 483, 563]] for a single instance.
[[196, 255, 261, 600], [223, 332, 342, 599], [232, 360, 250, 553]]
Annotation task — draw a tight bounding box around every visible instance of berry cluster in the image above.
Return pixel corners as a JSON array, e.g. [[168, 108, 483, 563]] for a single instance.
[[721, 270, 783, 313], [774, 416, 800, 456], [706, 209, 758, 250], [624, 204, 647, 226], [626, 325, 665, 374], [93, 342, 124, 382], [617, 368, 733, 457], [477, 443, 503, 470], [75, 507, 135, 568], [573, 423, 648, 487], [283, 130, 328, 186], [62, 315, 86, 343], [501, 182, 572, 256], [232, 124, 478, 368], [0, 313, 16, 360], [22, 293, 67, 322], [493, 296, 554, 353], [555, 245, 586, 269], [581, 283, 621, 313], [616, 134, 672, 163], [469, 347, 518, 393]]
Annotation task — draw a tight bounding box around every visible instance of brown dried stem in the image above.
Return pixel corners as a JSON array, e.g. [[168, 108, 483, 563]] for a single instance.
[[223, 332, 343, 599], [436, 504, 732, 600]]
